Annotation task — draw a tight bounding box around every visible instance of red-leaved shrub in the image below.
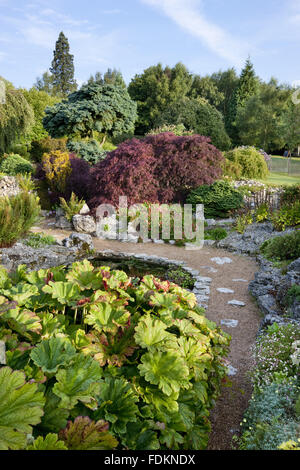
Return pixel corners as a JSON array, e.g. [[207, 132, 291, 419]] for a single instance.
[[89, 132, 224, 208]]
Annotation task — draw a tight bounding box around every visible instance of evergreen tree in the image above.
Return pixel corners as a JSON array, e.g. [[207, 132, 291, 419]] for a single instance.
[[50, 32, 77, 97], [87, 69, 126, 88], [236, 58, 258, 107], [226, 58, 258, 144]]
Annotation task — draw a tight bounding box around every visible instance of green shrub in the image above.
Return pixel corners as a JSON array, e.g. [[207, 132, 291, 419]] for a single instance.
[[0, 191, 41, 247], [0, 260, 230, 450], [239, 379, 300, 450], [30, 137, 68, 163], [221, 159, 242, 180], [204, 227, 228, 241], [0, 154, 34, 176], [165, 267, 195, 290], [271, 202, 300, 231], [59, 192, 86, 221], [67, 139, 108, 165], [280, 184, 300, 207], [225, 147, 269, 179], [16, 174, 36, 192], [255, 203, 270, 223], [260, 231, 300, 261], [235, 211, 254, 234], [9, 143, 31, 161], [187, 181, 244, 218]]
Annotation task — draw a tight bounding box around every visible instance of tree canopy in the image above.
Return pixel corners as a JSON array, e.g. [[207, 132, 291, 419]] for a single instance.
[[128, 62, 193, 134], [33, 71, 56, 96], [43, 83, 137, 142], [87, 68, 126, 88], [188, 75, 225, 108], [282, 98, 300, 151], [236, 79, 290, 151], [0, 77, 34, 154], [155, 97, 231, 150], [21, 88, 61, 141]]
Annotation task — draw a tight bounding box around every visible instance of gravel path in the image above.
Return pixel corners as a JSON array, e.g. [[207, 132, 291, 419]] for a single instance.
[[32, 224, 262, 449]]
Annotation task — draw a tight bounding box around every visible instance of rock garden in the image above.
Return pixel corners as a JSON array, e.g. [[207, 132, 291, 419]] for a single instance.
[[0, 56, 300, 452]]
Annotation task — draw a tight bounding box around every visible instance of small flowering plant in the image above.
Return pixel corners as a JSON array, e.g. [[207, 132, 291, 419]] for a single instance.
[[251, 324, 300, 390]]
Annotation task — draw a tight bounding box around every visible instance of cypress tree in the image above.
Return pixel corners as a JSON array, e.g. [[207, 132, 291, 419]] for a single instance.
[[50, 32, 77, 97]]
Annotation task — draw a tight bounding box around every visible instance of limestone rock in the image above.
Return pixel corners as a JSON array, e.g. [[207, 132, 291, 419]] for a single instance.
[[0, 175, 20, 198], [62, 233, 94, 251], [79, 203, 90, 215], [0, 242, 84, 271], [217, 288, 235, 294], [228, 300, 245, 307], [72, 215, 96, 234], [55, 215, 72, 230]]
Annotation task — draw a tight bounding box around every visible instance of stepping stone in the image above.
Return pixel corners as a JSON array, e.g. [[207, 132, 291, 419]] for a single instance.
[[200, 266, 218, 273], [217, 288, 235, 294], [227, 365, 238, 376], [211, 257, 233, 265], [221, 319, 239, 328], [228, 300, 246, 307], [232, 279, 248, 283]]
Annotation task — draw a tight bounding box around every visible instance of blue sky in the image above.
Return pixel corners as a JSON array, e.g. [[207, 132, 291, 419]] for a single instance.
[[1, 0, 300, 89]]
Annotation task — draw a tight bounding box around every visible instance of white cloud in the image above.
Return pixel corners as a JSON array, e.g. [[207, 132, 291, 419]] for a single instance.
[[141, 0, 248, 66]]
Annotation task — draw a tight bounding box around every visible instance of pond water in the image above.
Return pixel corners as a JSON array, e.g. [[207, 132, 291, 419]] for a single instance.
[[91, 255, 195, 290]]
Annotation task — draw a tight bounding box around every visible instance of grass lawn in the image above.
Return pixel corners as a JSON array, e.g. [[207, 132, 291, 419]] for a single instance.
[[271, 155, 300, 161], [259, 172, 300, 186]]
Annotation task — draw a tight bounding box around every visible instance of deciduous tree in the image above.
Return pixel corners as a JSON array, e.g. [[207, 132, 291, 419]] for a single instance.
[[0, 77, 34, 154]]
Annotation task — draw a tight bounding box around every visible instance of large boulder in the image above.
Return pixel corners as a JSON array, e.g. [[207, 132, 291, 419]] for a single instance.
[[0, 242, 84, 271], [72, 215, 96, 234], [61, 233, 94, 251]]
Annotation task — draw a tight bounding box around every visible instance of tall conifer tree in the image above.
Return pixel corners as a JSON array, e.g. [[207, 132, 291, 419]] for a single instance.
[[50, 32, 77, 97], [226, 57, 258, 144]]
